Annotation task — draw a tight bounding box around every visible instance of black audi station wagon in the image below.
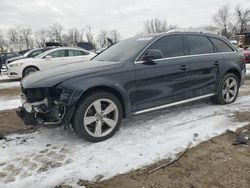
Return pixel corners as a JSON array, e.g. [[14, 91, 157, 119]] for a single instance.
[[18, 32, 246, 142]]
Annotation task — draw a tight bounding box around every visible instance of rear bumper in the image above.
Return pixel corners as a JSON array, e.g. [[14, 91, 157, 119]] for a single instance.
[[241, 67, 246, 86]]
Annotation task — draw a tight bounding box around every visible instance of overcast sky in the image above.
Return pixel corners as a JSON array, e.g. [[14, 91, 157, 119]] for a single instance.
[[0, 0, 249, 38]]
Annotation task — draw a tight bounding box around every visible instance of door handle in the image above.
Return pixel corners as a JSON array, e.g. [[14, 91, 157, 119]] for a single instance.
[[179, 64, 187, 71], [214, 61, 219, 66]]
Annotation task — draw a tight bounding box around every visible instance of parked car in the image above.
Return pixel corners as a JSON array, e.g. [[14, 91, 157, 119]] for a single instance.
[[18, 49, 31, 55], [1, 47, 56, 74], [242, 50, 250, 63], [18, 32, 246, 142], [6, 47, 96, 78], [0, 52, 21, 73], [5, 47, 56, 65]]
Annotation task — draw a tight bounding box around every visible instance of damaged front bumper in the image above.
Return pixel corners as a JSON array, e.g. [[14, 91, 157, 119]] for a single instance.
[[17, 94, 75, 126]]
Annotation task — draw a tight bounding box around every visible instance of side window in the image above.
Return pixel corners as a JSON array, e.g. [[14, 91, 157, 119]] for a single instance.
[[209, 37, 234, 52], [68, 50, 89, 56], [29, 50, 43, 58], [48, 50, 66, 58], [79, 50, 89, 55], [186, 35, 214, 55], [142, 35, 184, 59]]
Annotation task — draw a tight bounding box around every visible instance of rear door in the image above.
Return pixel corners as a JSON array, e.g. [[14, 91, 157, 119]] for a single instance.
[[40, 49, 67, 70], [67, 49, 91, 64], [185, 34, 223, 98], [135, 34, 190, 111]]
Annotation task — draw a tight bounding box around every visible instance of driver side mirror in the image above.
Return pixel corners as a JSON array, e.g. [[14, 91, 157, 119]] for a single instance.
[[142, 49, 164, 62], [45, 55, 52, 60]]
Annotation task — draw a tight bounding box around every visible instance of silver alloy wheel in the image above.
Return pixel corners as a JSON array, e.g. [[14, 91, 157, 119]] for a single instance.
[[25, 67, 37, 76], [83, 98, 119, 138], [222, 77, 238, 103]]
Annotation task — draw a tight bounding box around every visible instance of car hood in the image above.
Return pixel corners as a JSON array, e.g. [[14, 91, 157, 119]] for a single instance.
[[21, 60, 124, 89], [6, 56, 25, 64], [8, 58, 38, 66]]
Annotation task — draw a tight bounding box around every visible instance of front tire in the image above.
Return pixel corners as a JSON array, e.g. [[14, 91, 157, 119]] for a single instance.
[[212, 73, 239, 105], [22, 66, 39, 78], [73, 91, 122, 142]]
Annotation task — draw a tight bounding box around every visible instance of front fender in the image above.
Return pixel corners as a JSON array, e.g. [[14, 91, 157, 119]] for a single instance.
[[59, 77, 132, 116]]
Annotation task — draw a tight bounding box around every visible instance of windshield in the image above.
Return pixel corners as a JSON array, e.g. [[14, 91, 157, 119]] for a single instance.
[[35, 50, 51, 59], [23, 50, 33, 57], [93, 36, 155, 62]]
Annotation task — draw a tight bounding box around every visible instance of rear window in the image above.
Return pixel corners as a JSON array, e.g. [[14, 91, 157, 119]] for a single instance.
[[209, 37, 234, 52], [186, 35, 214, 55]]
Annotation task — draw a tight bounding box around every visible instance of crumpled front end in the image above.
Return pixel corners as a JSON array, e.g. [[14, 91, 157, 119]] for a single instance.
[[17, 86, 75, 126]]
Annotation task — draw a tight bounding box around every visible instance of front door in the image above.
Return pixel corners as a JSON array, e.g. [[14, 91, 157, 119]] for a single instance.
[[67, 49, 91, 64], [135, 34, 190, 111]]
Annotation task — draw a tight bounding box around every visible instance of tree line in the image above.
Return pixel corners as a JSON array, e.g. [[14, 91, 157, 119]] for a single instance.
[[0, 24, 121, 51], [0, 4, 249, 52]]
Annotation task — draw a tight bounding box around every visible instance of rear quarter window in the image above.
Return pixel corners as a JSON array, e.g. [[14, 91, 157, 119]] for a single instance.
[[186, 35, 214, 55], [209, 37, 234, 52]]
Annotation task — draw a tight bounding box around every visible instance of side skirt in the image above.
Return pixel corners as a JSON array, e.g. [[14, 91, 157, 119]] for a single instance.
[[134, 93, 216, 115]]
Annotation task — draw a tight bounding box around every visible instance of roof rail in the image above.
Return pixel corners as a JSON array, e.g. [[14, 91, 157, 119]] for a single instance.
[[166, 28, 218, 35]]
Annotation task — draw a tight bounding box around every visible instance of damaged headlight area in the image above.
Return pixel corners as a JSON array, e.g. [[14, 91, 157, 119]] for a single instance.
[[17, 87, 73, 126]]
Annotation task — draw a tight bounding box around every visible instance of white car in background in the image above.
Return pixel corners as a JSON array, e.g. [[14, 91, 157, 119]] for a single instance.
[[6, 47, 96, 79]]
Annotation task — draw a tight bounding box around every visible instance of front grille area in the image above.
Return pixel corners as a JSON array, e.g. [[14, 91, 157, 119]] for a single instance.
[[23, 88, 49, 102], [22, 87, 62, 103]]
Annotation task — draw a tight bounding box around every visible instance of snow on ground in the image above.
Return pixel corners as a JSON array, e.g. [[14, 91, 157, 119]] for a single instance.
[[0, 81, 20, 89], [0, 95, 250, 188], [0, 75, 20, 89], [0, 75, 9, 81], [0, 99, 21, 111]]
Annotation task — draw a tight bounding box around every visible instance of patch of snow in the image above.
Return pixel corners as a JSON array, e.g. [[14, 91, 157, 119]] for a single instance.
[[0, 75, 9, 80], [246, 64, 250, 76], [0, 99, 21, 111], [0, 81, 20, 89], [0, 95, 250, 187]]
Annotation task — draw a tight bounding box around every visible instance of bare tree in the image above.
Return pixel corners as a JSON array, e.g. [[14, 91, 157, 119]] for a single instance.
[[35, 29, 48, 48], [213, 4, 232, 38], [109, 29, 120, 43], [7, 27, 33, 49], [19, 28, 33, 49], [97, 30, 108, 49], [85, 25, 94, 44], [7, 28, 19, 43], [144, 18, 176, 34], [235, 5, 250, 34], [61, 33, 70, 46], [48, 23, 63, 43], [67, 28, 83, 46], [0, 30, 7, 49]]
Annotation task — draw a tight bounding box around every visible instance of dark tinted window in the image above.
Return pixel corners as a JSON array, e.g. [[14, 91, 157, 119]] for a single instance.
[[186, 35, 214, 55], [209, 37, 234, 52], [142, 35, 184, 59], [49, 50, 66, 58], [68, 50, 89, 56], [29, 50, 43, 58]]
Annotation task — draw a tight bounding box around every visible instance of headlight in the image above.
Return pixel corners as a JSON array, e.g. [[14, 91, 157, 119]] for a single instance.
[[9, 63, 23, 67]]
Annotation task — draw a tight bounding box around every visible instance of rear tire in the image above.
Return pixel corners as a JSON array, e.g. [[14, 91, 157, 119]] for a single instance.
[[73, 91, 122, 142], [212, 73, 239, 105], [22, 66, 39, 78]]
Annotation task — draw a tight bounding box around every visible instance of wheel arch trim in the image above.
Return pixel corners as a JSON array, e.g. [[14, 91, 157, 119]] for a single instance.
[[68, 82, 131, 118]]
